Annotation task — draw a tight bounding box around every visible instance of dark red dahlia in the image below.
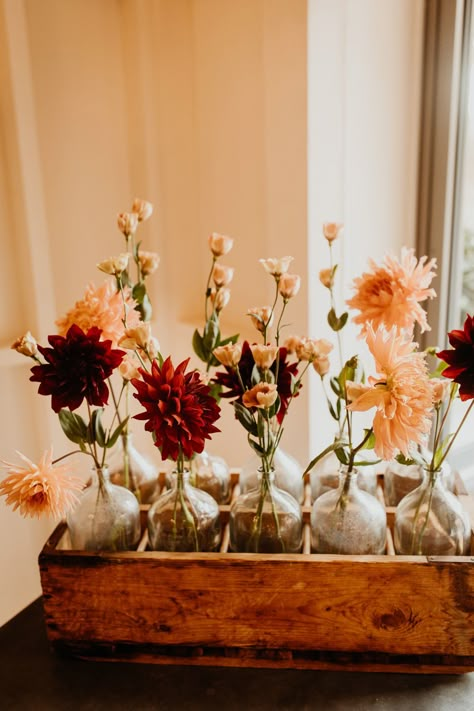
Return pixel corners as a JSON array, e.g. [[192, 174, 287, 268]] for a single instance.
[[30, 324, 125, 412], [212, 340, 299, 423], [132, 357, 221, 461], [438, 314, 474, 401]]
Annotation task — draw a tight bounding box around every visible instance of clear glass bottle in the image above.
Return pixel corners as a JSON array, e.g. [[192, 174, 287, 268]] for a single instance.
[[384, 459, 455, 507], [310, 450, 378, 501], [108, 432, 159, 504], [67, 466, 141, 551], [311, 467, 386, 554], [190, 450, 231, 504], [394, 469, 470, 555], [239, 447, 304, 503], [229, 466, 302, 553], [148, 470, 221, 551]]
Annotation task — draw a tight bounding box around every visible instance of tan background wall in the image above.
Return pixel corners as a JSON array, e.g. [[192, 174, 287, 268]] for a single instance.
[[0, 0, 422, 625]]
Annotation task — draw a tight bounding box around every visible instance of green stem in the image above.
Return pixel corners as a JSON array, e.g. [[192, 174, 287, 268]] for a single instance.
[[329, 242, 344, 371], [410, 473, 432, 555], [263, 279, 280, 344], [204, 257, 217, 322], [434, 398, 474, 472]]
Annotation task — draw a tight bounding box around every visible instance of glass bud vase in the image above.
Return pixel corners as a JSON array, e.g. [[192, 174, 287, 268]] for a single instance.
[[190, 450, 231, 504], [394, 469, 470, 555], [108, 433, 159, 504], [239, 448, 304, 503], [229, 467, 302, 553], [311, 467, 387, 554], [147, 469, 221, 551], [67, 466, 141, 551], [384, 459, 455, 507], [310, 450, 378, 501]]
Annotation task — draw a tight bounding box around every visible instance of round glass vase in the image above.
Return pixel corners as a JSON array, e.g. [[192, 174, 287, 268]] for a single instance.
[[67, 466, 141, 552], [310, 450, 378, 501], [147, 469, 222, 552], [189, 450, 231, 504], [229, 466, 302, 553], [384, 459, 455, 507], [311, 467, 387, 554], [108, 432, 159, 504], [239, 448, 304, 504], [394, 468, 470, 556]]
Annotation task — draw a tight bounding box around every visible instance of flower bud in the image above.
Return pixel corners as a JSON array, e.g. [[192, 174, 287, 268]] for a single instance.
[[148, 336, 161, 360], [283, 335, 304, 354], [319, 268, 333, 289], [323, 222, 343, 243], [313, 356, 330, 377], [213, 343, 242, 367], [259, 256, 293, 277], [242, 382, 278, 409], [117, 212, 138, 237], [119, 323, 153, 350], [208, 232, 234, 257], [430, 377, 451, 405], [119, 357, 141, 381], [97, 253, 130, 276], [279, 273, 301, 300], [250, 344, 279, 371], [296, 337, 333, 362], [212, 263, 234, 288], [247, 306, 273, 333], [138, 251, 160, 277], [11, 332, 38, 357], [131, 198, 153, 222], [210, 288, 231, 312]]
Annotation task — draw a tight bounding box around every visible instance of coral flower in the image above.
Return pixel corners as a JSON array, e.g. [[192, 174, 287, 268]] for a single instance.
[[56, 281, 141, 348], [0, 448, 83, 519], [132, 357, 221, 461], [346, 325, 433, 460], [438, 314, 474, 401], [243, 383, 278, 409], [346, 247, 437, 336], [30, 325, 125, 412]]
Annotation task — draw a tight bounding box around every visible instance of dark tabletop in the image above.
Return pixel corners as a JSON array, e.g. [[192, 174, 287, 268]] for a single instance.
[[1, 598, 474, 710]]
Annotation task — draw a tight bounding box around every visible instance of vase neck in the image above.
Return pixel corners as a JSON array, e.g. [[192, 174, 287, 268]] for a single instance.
[[423, 468, 443, 488], [257, 466, 275, 484]]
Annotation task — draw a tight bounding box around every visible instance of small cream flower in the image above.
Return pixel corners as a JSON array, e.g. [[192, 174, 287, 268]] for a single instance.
[[212, 263, 234, 288], [247, 306, 274, 333], [250, 344, 279, 371], [242, 382, 278, 409], [430, 377, 451, 405], [319, 268, 333, 289], [148, 336, 161, 360], [283, 335, 304, 354], [11, 332, 38, 358], [259, 256, 293, 277], [138, 251, 160, 277], [213, 343, 243, 367], [131, 198, 153, 222], [117, 212, 138, 237], [208, 232, 234, 257], [119, 357, 141, 381], [313, 356, 330, 377], [279, 274, 301, 300], [323, 222, 343, 243], [210, 288, 231, 312], [119, 323, 153, 350], [296, 337, 333, 362], [97, 253, 130, 277]]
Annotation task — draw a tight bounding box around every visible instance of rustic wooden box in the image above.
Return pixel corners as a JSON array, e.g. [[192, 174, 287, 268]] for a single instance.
[[39, 472, 474, 674]]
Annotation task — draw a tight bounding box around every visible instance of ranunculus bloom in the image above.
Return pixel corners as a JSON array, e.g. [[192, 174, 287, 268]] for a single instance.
[[213, 343, 243, 367], [319, 268, 333, 289], [283, 335, 305, 354], [243, 382, 278, 409], [279, 274, 301, 300], [208, 232, 234, 257], [259, 256, 293, 276], [247, 306, 273, 333], [56, 281, 141, 348], [0, 448, 83, 519], [11, 332, 38, 357], [250, 344, 279, 371], [313, 356, 330, 377], [132, 357, 221, 461], [138, 251, 160, 276], [347, 325, 433, 460], [346, 247, 437, 336], [30, 325, 125, 412], [323, 223, 343, 242], [296, 337, 333, 362], [97, 253, 130, 276], [131, 198, 153, 222], [212, 263, 234, 288], [438, 314, 474, 401], [210, 287, 231, 312], [117, 212, 138, 236]]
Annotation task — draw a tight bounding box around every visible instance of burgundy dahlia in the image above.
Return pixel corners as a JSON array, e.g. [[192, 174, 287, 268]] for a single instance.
[[212, 340, 299, 423], [132, 357, 221, 461], [30, 324, 125, 412], [438, 314, 474, 401]]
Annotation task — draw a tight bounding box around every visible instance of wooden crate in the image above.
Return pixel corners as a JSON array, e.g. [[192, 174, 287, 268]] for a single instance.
[[38, 472, 474, 674]]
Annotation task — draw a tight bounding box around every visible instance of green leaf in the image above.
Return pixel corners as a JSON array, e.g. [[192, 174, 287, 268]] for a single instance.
[[327, 399, 339, 421], [353, 458, 382, 467], [335, 447, 349, 465], [267, 395, 281, 420], [203, 317, 220, 353], [139, 292, 153, 322], [218, 333, 240, 347], [58, 409, 88, 445], [106, 417, 130, 449], [304, 440, 347, 475], [247, 436, 265, 456], [233, 402, 258, 436], [192, 329, 207, 362], [360, 429, 376, 450], [338, 356, 358, 393], [395, 451, 425, 467], [327, 308, 349, 332], [329, 377, 341, 397], [132, 282, 146, 303], [90, 408, 106, 448]]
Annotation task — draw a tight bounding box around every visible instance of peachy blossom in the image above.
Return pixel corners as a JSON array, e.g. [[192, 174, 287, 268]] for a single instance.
[[259, 256, 293, 277], [208, 232, 234, 257]]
